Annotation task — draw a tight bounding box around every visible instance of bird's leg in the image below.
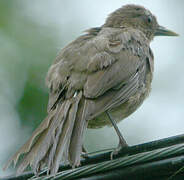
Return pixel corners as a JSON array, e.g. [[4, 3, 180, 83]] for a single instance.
[[106, 111, 128, 159]]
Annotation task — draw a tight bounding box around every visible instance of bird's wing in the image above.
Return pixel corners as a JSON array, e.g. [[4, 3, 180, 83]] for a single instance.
[[84, 53, 141, 98], [46, 28, 149, 113], [84, 28, 148, 99], [81, 28, 151, 119]]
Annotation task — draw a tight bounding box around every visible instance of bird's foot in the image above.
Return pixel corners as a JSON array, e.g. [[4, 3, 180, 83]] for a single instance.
[[81, 152, 89, 159], [110, 141, 128, 160], [81, 146, 89, 159]]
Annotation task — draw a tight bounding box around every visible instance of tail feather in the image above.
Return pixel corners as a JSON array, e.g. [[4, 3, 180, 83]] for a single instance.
[[48, 93, 82, 174], [49, 92, 82, 174], [32, 100, 72, 173], [3, 109, 56, 171], [17, 128, 50, 174], [4, 91, 86, 175], [69, 99, 88, 167]]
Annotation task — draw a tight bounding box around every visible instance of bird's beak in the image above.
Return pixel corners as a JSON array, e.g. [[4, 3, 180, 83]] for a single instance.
[[155, 25, 179, 36]]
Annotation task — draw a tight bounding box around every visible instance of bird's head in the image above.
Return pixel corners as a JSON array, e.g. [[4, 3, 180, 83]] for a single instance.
[[103, 4, 178, 40]]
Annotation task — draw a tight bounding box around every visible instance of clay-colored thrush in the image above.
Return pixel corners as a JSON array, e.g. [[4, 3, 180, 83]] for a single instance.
[[4, 4, 178, 175]]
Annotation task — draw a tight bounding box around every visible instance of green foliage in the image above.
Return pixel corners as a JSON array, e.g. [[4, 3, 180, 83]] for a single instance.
[[0, 1, 61, 129]]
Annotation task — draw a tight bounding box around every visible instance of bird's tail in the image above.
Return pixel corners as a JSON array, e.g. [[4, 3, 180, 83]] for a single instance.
[[4, 91, 87, 175]]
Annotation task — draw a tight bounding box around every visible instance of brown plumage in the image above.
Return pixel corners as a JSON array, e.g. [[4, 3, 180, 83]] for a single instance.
[[4, 4, 178, 175]]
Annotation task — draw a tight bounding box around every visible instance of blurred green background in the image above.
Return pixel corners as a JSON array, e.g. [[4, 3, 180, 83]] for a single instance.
[[0, 0, 183, 177]]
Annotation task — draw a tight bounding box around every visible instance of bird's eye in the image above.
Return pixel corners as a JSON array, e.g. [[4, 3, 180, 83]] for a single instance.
[[147, 16, 152, 23]]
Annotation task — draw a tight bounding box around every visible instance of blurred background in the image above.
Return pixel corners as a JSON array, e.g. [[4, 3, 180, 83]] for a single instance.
[[0, 0, 183, 177]]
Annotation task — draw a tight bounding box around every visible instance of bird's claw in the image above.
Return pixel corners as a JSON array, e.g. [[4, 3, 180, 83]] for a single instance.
[[110, 146, 122, 160], [81, 152, 89, 159], [81, 146, 89, 159], [110, 141, 128, 160]]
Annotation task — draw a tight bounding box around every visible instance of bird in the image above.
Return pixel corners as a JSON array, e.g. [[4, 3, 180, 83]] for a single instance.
[[4, 4, 178, 176]]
